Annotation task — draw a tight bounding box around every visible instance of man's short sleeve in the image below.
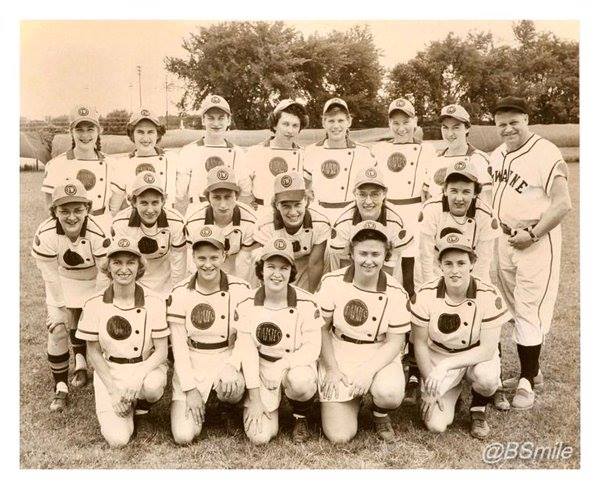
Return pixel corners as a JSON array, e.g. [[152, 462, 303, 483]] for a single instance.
[[541, 143, 569, 195]]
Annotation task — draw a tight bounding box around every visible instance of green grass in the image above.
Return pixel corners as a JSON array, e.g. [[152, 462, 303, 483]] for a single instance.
[[20, 167, 580, 469]]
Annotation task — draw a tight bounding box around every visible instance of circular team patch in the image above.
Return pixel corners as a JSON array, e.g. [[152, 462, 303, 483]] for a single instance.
[[216, 169, 229, 180], [191, 303, 216, 330], [446, 235, 460, 244], [280, 175, 293, 187], [64, 184, 77, 195], [118, 238, 131, 248], [269, 157, 288, 176], [387, 152, 407, 172], [78, 107, 89, 116], [274, 238, 287, 250], [140, 109, 150, 116], [321, 160, 340, 179], [446, 105, 456, 114], [102, 238, 111, 248], [200, 227, 212, 237], [365, 168, 377, 178], [211, 96, 222, 104], [433, 167, 447, 186], [205, 156, 225, 171], [135, 163, 156, 174], [495, 297, 503, 310], [395, 100, 405, 107], [62, 249, 85, 266], [398, 229, 406, 240], [437, 313, 461, 334], [454, 161, 467, 171], [256, 322, 282, 346], [343, 299, 369, 327], [143, 173, 156, 184], [138, 237, 159, 254], [106, 315, 132, 340], [76, 169, 96, 191]]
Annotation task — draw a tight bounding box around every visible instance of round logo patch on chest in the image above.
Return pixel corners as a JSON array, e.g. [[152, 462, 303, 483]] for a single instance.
[[135, 163, 156, 175], [433, 167, 447, 186], [321, 160, 340, 179], [190, 303, 216, 330], [387, 152, 407, 172], [106, 315, 132, 340], [138, 237, 159, 254], [343, 299, 369, 327], [256, 322, 283, 346], [437, 313, 462, 334], [205, 156, 225, 171], [269, 157, 288, 176], [62, 249, 85, 266], [76, 169, 96, 191]]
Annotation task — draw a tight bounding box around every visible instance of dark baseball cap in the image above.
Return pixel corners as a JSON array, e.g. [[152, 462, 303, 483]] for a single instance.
[[494, 97, 529, 115]]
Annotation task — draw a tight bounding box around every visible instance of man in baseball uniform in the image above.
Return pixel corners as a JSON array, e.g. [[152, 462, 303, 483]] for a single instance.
[[111, 171, 187, 298], [490, 96, 571, 409], [185, 166, 258, 282], [303, 97, 377, 222], [176, 95, 252, 214], [411, 233, 511, 438], [329, 166, 412, 281], [371, 98, 437, 297]]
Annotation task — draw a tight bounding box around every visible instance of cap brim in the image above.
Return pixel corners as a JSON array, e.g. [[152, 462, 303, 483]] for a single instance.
[[275, 190, 306, 202], [439, 114, 470, 125], [323, 103, 349, 114], [70, 118, 100, 128], [107, 248, 142, 258], [261, 251, 295, 264], [130, 116, 161, 127], [131, 185, 165, 197], [191, 237, 225, 249], [201, 105, 231, 116], [388, 108, 415, 117], [493, 104, 527, 114], [350, 228, 388, 242], [205, 182, 240, 194], [445, 170, 478, 183], [438, 244, 476, 258], [355, 179, 387, 190], [52, 196, 91, 207]]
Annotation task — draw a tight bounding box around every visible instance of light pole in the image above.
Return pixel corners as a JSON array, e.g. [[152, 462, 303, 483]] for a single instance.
[[136, 65, 142, 107]]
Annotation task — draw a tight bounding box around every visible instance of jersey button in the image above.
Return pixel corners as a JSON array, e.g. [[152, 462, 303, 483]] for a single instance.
[[378, 296, 383, 301], [303, 246, 307, 251], [289, 309, 294, 314], [367, 333, 372, 337], [372, 317, 377, 321], [137, 309, 141, 313], [343, 167, 348, 171], [221, 292, 226, 297], [467, 302, 472, 306], [285, 349, 290, 353], [413, 147, 417, 151], [467, 219, 473, 223], [408, 181, 411, 185], [461, 341, 467, 345], [161, 245, 166, 249], [81, 240, 86, 244], [221, 335, 226, 339], [228, 149, 232, 153], [135, 330, 140, 334], [293, 151, 297, 155], [410, 162, 414, 166], [86, 258, 90, 262], [286, 334, 290, 338], [99, 178, 103, 181], [305, 229, 310, 233], [134, 347, 139, 351], [347, 152, 351, 156], [97, 195, 101, 199], [340, 186, 344, 190], [221, 315, 226, 320], [463, 322, 468, 326]]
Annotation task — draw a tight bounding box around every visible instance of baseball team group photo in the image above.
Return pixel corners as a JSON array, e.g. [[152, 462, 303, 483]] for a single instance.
[[19, 19, 580, 469]]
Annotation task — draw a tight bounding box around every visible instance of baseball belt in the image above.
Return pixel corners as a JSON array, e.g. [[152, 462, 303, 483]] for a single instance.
[[432, 339, 480, 354], [189, 338, 229, 350], [107, 355, 143, 364], [387, 196, 422, 205], [319, 201, 352, 209], [334, 328, 379, 345], [254, 198, 264, 206], [259, 351, 281, 362]]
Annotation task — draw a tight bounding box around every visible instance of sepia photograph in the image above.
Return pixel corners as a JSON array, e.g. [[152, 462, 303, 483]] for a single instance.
[[19, 16, 580, 470]]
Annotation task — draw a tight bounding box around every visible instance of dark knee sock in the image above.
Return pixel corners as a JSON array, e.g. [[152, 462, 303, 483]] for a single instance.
[[48, 351, 69, 387], [470, 388, 492, 410], [288, 395, 315, 417], [401, 257, 415, 298], [406, 341, 420, 380], [69, 328, 86, 358], [372, 403, 394, 416], [517, 343, 542, 386]]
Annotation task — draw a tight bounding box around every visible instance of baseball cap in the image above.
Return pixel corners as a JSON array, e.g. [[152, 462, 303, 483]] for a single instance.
[[493, 96, 529, 115], [189, 224, 226, 250], [69, 104, 100, 128], [349, 220, 389, 243], [437, 232, 476, 259], [106, 235, 143, 258], [444, 159, 479, 183], [129, 108, 160, 127], [51, 179, 91, 207], [129, 171, 165, 198], [354, 166, 387, 190], [200, 95, 231, 117], [388, 98, 416, 117], [274, 98, 306, 115], [260, 237, 295, 265], [323, 97, 349, 115], [204, 166, 240, 195], [273, 171, 306, 202], [439, 104, 471, 125]]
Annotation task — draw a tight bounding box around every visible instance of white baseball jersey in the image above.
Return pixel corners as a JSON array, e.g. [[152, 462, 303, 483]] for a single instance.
[[490, 134, 568, 229], [42, 149, 115, 216], [177, 138, 252, 206], [304, 138, 376, 210], [111, 207, 187, 297], [411, 277, 510, 354], [427, 144, 492, 197], [246, 138, 304, 206]]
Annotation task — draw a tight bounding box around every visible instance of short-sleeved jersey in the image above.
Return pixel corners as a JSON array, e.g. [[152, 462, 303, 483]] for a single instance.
[[167, 272, 251, 347], [111, 147, 178, 206], [76, 284, 170, 359], [427, 145, 492, 197], [329, 202, 413, 262], [253, 205, 330, 260], [42, 149, 115, 215], [370, 141, 437, 204], [111, 207, 186, 292], [233, 285, 321, 361], [411, 277, 510, 354], [246, 138, 304, 205], [419, 196, 499, 246], [490, 134, 568, 229], [31, 216, 108, 280], [316, 265, 411, 341], [304, 138, 376, 208]]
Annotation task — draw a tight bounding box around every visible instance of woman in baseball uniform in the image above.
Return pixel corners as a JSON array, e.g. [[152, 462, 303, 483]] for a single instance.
[[42, 104, 116, 231], [425, 104, 492, 206], [246, 99, 309, 210], [317, 220, 410, 443], [176, 95, 252, 215], [111, 171, 187, 298], [411, 233, 510, 439], [185, 166, 258, 283], [32, 180, 109, 411], [233, 237, 321, 444], [75, 236, 169, 448], [109, 108, 177, 213], [253, 171, 330, 293], [167, 225, 250, 445]]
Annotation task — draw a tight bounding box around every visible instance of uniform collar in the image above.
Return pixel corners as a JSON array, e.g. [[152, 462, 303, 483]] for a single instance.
[[440, 144, 477, 157], [186, 270, 230, 292], [264, 135, 300, 149], [441, 196, 477, 218], [253, 285, 297, 307], [436, 276, 477, 299], [342, 264, 387, 292], [273, 207, 313, 231], [352, 204, 387, 226], [66, 149, 104, 161], [128, 147, 165, 158], [128, 208, 169, 228], [204, 205, 241, 226], [196, 137, 234, 148], [315, 136, 356, 148], [103, 283, 145, 307], [55, 216, 89, 237]]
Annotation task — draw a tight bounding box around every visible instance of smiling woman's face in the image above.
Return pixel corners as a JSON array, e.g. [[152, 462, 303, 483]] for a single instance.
[[108, 252, 140, 286]]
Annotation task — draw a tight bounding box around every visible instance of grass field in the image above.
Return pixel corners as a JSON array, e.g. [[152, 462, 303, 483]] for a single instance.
[[19, 167, 580, 469]]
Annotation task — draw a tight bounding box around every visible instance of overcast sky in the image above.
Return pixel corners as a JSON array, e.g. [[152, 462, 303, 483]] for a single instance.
[[20, 20, 578, 120]]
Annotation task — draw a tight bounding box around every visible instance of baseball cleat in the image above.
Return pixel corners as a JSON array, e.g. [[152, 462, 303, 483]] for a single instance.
[[70, 369, 88, 389], [493, 390, 511, 411], [502, 371, 544, 391], [403, 376, 420, 405], [50, 389, 68, 412], [470, 410, 490, 439], [511, 378, 535, 410], [291, 417, 310, 444], [373, 415, 396, 442]]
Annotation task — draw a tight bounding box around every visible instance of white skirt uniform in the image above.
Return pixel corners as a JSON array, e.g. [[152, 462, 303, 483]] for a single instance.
[[233, 285, 321, 412], [167, 271, 252, 403], [316, 266, 411, 402], [31, 216, 109, 308], [75, 284, 170, 414]]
